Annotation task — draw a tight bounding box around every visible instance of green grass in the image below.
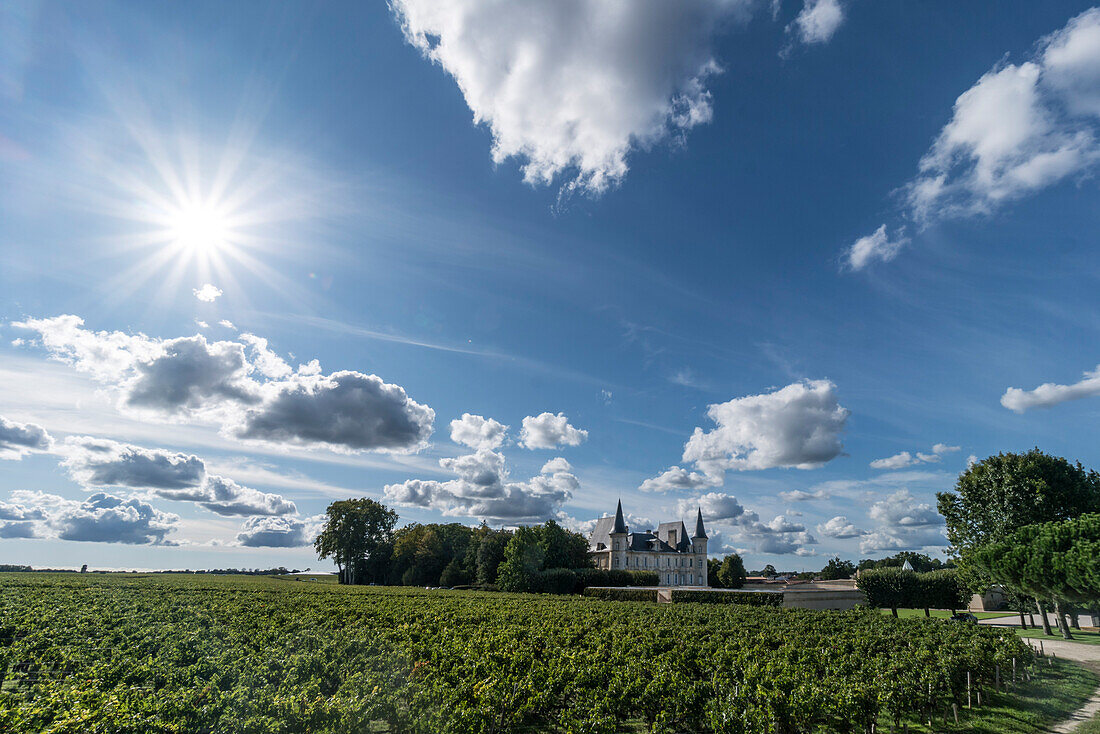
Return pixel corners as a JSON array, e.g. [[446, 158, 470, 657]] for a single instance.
[[879, 608, 1015, 620], [1078, 710, 1100, 734], [1018, 627, 1100, 646], [875, 658, 1096, 734]]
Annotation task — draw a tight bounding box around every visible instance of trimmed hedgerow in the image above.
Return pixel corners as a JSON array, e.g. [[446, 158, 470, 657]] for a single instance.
[[669, 589, 783, 606]]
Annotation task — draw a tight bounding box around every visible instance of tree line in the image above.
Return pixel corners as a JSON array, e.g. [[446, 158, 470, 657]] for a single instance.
[[313, 499, 656, 592]]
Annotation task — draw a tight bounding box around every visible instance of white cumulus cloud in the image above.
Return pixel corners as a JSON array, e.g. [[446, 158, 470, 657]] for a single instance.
[[680, 379, 849, 475], [817, 515, 864, 539], [0, 415, 53, 460], [14, 315, 434, 454], [520, 412, 588, 449], [384, 447, 579, 524], [449, 413, 508, 450], [1001, 364, 1100, 412], [391, 0, 752, 195], [192, 283, 223, 302], [906, 8, 1100, 221]]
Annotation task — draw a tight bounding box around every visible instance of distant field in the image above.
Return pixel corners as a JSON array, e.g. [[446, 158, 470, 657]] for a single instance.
[[0, 573, 1090, 733]]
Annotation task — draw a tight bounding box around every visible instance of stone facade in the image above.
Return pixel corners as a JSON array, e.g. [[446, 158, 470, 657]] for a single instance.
[[588, 500, 708, 587]]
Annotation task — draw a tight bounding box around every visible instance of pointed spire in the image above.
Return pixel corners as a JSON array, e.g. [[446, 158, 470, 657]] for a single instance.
[[612, 499, 628, 534], [693, 507, 708, 539]]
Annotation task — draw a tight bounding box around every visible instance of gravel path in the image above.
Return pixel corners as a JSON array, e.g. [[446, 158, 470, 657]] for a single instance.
[[1018, 637, 1100, 733]]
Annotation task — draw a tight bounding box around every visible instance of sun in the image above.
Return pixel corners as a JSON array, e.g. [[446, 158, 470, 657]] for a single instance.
[[164, 199, 235, 256]]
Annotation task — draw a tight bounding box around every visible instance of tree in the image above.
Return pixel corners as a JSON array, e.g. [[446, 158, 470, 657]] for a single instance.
[[388, 523, 475, 587], [761, 564, 777, 577], [820, 556, 856, 580], [496, 521, 592, 592], [314, 498, 398, 585], [474, 528, 511, 586], [856, 567, 920, 617], [716, 554, 747, 589], [915, 569, 968, 616], [937, 449, 1100, 634], [707, 558, 723, 587], [497, 526, 545, 592], [970, 513, 1100, 640]]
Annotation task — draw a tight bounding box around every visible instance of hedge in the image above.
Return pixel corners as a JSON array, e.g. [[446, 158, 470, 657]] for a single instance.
[[670, 589, 783, 606], [582, 587, 658, 602], [528, 568, 661, 595], [572, 568, 659, 590]]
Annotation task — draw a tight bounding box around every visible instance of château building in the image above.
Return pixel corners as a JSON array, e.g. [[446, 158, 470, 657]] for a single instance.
[[588, 500, 708, 587]]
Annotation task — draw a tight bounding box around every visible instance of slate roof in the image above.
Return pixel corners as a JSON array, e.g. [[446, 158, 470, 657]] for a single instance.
[[693, 508, 708, 539]]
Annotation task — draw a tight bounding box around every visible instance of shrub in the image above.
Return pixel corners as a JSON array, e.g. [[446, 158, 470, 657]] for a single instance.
[[582, 587, 658, 602], [572, 568, 657, 591], [670, 589, 782, 606], [531, 568, 578, 595]]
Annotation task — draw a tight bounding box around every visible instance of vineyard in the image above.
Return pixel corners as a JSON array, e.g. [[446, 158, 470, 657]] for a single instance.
[[0, 573, 1089, 733]]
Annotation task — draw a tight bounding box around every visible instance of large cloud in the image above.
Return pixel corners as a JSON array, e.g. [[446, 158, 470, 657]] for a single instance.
[[519, 412, 588, 450], [236, 515, 325, 548], [62, 437, 205, 490], [0, 415, 52, 460], [384, 448, 578, 523], [391, 0, 751, 194], [0, 490, 179, 545], [61, 437, 296, 517], [449, 413, 508, 450], [234, 371, 434, 453], [14, 315, 434, 453], [1001, 364, 1100, 412], [906, 8, 1100, 221], [680, 380, 849, 475]]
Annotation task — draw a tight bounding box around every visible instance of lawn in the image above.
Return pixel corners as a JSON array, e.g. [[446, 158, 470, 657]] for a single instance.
[[874, 658, 1095, 734], [880, 608, 1015, 620], [1018, 627, 1100, 646]]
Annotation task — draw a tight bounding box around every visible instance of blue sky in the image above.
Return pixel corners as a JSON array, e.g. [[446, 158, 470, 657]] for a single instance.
[[2, 0, 1100, 571]]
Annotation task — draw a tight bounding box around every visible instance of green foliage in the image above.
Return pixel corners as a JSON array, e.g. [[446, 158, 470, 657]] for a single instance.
[[531, 568, 579, 594], [0, 573, 1036, 734], [669, 589, 782, 606], [496, 521, 591, 592], [970, 513, 1100, 605], [314, 498, 397, 585], [390, 522, 476, 587], [715, 553, 747, 588], [581, 587, 657, 602], [858, 568, 969, 614], [473, 527, 510, 586], [857, 567, 921, 614], [573, 568, 657, 589], [820, 555, 856, 580], [917, 569, 969, 611], [857, 552, 948, 573], [439, 558, 468, 587], [937, 449, 1100, 553]]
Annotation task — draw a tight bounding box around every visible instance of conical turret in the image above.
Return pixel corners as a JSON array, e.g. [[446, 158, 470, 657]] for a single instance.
[[693, 507, 707, 539], [612, 499, 628, 535]]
